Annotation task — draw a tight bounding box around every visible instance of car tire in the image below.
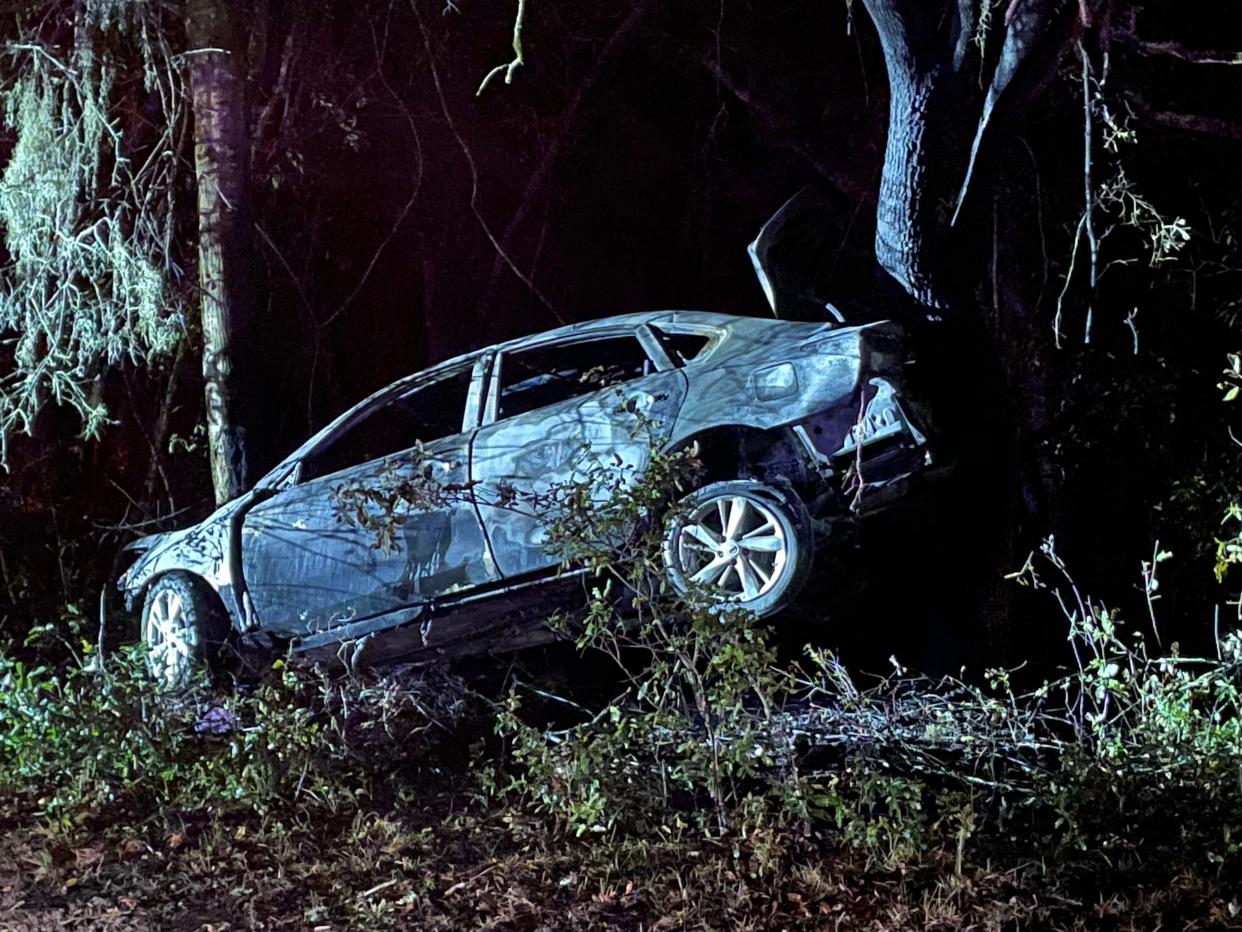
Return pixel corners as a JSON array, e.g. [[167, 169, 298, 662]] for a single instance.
[[141, 572, 231, 688], [662, 480, 812, 618]]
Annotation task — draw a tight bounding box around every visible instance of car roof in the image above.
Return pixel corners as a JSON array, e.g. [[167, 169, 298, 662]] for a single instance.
[[377, 308, 796, 400], [259, 309, 825, 487], [492, 309, 743, 353], [409, 310, 755, 380]]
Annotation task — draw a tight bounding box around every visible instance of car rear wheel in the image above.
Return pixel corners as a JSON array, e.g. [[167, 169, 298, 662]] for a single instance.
[[662, 480, 812, 617], [141, 573, 230, 688]]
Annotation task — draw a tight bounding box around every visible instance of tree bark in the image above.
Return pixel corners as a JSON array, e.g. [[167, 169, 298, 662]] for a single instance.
[[863, 0, 973, 310], [861, 0, 1072, 312], [857, 0, 1079, 664], [187, 0, 257, 504]]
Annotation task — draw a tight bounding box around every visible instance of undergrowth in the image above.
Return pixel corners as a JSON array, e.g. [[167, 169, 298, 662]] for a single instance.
[[2, 394, 1242, 927]]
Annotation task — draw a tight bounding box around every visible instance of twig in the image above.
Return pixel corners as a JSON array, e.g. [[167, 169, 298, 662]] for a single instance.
[[97, 585, 108, 670], [320, 18, 424, 329], [1122, 36, 1242, 67], [443, 863, 498, 896], [1140, 541, 1164, 650], [411, 0, 564, 323], [1016, 137, 1049, 310], [358, 877, 401, 898], [1079, 40, 1098, 345], [477, 0, 656, 323], [1125, 94, 1242, 141], [254, 221, 316, 322], [1054, 211, 1086, 348], [515, 679, 595, 715], [477, 0, 525, 95]]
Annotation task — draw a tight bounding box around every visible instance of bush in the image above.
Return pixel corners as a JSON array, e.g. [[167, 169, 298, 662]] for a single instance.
[[0, 628, 473, 825]]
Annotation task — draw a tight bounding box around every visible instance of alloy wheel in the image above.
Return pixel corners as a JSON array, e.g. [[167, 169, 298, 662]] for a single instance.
[[671, 494, 790, 603], [143, 587, 197, 686]]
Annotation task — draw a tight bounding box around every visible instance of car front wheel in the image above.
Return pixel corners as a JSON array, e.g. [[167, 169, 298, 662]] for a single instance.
[[662, 480, 812, 617], [141, 573, 230, 688]]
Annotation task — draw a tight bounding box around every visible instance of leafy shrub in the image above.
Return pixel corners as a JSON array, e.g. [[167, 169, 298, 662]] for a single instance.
[[0, 628, 470, 825]]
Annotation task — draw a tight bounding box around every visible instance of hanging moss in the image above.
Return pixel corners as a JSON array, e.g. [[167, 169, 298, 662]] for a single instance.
[[0, 3, 187, 465]]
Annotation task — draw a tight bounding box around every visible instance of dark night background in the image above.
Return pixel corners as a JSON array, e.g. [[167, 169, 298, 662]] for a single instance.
[[1, 0, 1240, 672]]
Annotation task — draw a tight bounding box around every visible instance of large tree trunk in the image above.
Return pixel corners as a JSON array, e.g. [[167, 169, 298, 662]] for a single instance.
[[864, 0, 974, 310], [187, 0, 256, 504], [857, 0, 1078, 664], [861, 0, 1072, 312]]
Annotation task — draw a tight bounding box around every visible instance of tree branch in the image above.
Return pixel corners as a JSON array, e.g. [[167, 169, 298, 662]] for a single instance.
[[1121, 36, 1242, 66], [410, 0, 564, 323], [476, 0, 525, 95], [477, 1, 657, 324], [697, 56, 874, 201], [1125, 92, 1242, 141], [320, 19, 424, 329]]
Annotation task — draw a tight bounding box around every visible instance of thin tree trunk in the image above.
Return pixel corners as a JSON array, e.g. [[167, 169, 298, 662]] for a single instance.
[[187, 0, 256, 504]]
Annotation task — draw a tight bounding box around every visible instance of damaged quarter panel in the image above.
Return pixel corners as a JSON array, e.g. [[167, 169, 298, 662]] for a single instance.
[[660, 314, 916, 461]]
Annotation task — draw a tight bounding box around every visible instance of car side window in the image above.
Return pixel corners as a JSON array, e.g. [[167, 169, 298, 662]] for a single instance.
[[301, 365, 475, 481], [649, 326, 714, 366], [495, 335, 654, 420]]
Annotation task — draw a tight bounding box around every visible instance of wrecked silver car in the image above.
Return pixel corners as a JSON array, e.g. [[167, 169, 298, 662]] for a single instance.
[[119, 310, 939, 684]]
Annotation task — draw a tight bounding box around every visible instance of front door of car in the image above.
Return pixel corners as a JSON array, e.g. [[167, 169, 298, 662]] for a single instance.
[[240, 361, 497, 638], [471, 332, 685, 578]]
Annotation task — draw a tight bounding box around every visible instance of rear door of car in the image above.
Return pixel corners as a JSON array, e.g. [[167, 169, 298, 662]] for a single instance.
[[470, 328, 686, 578], [239, 356, 498, 638]]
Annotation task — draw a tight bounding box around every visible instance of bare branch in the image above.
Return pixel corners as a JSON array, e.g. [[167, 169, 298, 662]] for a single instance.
[[1079, 40, 1098, 344], [411, 0, 564, 323], [320, 19, 425, 329], [1122, 36, 1242, 66], [478, 1, 658, 321], [1125, 93, 1242, 141]]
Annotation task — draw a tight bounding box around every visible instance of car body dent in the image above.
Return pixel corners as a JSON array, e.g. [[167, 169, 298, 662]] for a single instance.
[[119, 498, 244, 620], [662, 317, 905, 455], [240, 434, 496, 638], [472, 364, 688, 577]]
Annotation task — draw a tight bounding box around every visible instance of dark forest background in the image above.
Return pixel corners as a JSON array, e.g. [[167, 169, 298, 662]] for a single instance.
[[1, 0, 1240, 671]]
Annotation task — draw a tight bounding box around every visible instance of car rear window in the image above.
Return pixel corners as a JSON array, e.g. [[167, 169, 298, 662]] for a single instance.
[[650, 326, 714, 366], [496, 335, 654, 419]]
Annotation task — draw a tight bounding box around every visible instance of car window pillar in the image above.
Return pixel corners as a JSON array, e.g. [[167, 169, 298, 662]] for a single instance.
[[637, 324, 675, 371]]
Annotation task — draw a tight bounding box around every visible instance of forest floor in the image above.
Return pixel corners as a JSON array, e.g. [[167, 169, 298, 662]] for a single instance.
[[2, 774, 1239, 931], [1, 646, 1239, 932]]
